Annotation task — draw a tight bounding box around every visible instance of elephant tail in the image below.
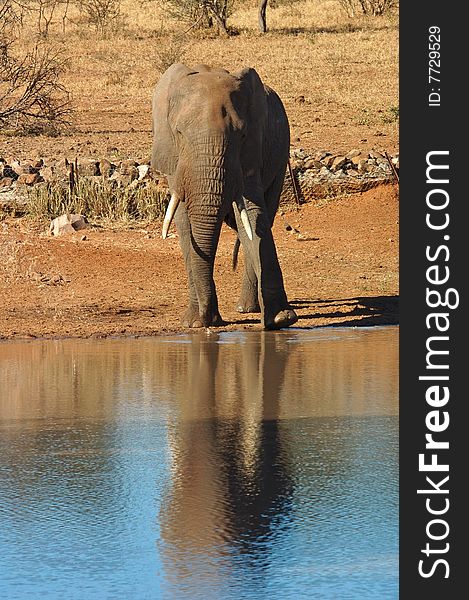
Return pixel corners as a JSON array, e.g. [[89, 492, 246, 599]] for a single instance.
[[232, 237, 241, 271]]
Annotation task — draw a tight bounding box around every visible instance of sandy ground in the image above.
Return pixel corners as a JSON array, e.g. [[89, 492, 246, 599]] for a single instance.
[[0, 184, 398, 340]]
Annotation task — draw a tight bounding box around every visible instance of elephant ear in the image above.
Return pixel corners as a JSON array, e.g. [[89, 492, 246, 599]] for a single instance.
[[236, 67, 268, 169], [151, 63, 194, 176]]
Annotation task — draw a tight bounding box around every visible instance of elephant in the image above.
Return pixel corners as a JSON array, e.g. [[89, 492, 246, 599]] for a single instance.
[[151, 63, 298, 330]]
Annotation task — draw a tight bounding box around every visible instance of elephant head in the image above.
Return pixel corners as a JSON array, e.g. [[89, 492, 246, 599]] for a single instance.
[[151, 63, 297, 330]]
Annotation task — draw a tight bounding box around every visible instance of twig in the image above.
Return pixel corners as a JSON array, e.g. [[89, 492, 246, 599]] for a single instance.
[[287, 159, 302, 206], [384, 150, 399, 183], [183, 14, 204, 35]]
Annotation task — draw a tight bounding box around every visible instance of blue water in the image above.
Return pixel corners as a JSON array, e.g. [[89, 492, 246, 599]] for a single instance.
[[0, 327, 398, 599]]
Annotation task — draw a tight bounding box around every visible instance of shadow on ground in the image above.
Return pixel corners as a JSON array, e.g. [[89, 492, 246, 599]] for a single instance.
[[290, 295, 399, 327]]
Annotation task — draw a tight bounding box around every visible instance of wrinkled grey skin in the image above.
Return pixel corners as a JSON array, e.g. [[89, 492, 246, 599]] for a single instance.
[[151, 63, 298, 329]]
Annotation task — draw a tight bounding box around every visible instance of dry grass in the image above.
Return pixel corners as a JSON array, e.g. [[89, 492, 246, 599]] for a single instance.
[[26, 178, 169, 225], [1, 0, 398, 160]]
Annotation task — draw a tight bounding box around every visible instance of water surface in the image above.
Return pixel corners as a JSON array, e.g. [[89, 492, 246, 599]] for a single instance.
[[0, 327, 398, 599]]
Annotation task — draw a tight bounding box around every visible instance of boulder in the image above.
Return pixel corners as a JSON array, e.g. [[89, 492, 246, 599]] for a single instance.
[[39, 166, 55, 183], [17, 173, 42, 186], [137, 164, 151, 180], [99, 158, 115, 178], [293, 148, 308, 160], [0, 177, 15, 188], [303, 158, 323, 170], [322, 155, 336, 168], [1, 165, 18, 180], [49, 214, 88, 237], [314, 150, 330, 161], [10, 160, 41, 176], [118, 160, 138, 181], [119, 159, 139, 173], [331, 156, 347, 171], [77, 159, 100, 176]]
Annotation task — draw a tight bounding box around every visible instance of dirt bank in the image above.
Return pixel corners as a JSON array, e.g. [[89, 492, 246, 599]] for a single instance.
[[0, 184, 398, 340]]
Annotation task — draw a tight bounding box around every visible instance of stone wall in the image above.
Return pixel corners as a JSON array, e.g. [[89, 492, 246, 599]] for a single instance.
[[0, 148, 399, 212]]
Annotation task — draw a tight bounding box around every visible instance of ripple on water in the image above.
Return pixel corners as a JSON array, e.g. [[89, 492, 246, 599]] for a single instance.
[[0, 327, 398, 599]]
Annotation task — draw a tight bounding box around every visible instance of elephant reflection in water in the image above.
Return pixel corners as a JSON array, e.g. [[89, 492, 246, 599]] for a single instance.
[[158, 333, 294, 586]]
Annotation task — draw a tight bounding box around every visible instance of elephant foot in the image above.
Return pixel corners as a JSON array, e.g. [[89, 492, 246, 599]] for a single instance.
[[182, 305, 224, 328], [265, 308, 298, 330], [236, 301, 261, 314], [236, 289, 260, 314]]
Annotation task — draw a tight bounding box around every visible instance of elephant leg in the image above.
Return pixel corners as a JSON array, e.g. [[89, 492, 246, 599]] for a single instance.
[[174, 203, 202, 327], [237, 261, 260, 314], [233, 195, 297, 330], [236, 174, 283, 314], [184, 213, 224, 328], [260, 171, 297, 329]]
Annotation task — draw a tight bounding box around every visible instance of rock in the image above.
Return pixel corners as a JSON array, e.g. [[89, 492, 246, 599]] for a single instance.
[[9, 161, 23, 176], [350, 155, 362, 166], [303, 158, 323, 170], [314, 150, 330, 161], [0, 177, 14, 188], [109, 172, 133, 187], [77, 159, 100, 176], [10, 160, 41, 176], [31, 158, 44, 169], [318, 166, 331, 178], [17, 173, 42, 186], [357, 159, 370, 172], [49, 214, 88, 237], [99, 158, 115, 178], [1, 165, 18, 180], [119, 159, 139, 173], [333, 170, 347, 179], [118, 161, 138, 181], [290, 158, 304, 170], [378, 162, 392, 173], [293, 149, 308, 160], [39, 166, 55, 182], [331, 156, 347, 171], [323, 155, 336, 168], [55, 158, 71, 175], [346, 149, 361, 159], [50, 274, 64, 285], [369, 150, 383, 159], [137, 164, 151, 180]]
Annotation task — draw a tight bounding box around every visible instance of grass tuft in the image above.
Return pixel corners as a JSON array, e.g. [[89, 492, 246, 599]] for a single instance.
[[26, 179, 169, 225]]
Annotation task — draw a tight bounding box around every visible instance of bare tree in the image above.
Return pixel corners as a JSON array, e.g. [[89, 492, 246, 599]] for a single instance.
[[0, 8, 72, 134], [161, 0, 233, 36], [78, 0, 122, 33], [339, 0, 396, 17]]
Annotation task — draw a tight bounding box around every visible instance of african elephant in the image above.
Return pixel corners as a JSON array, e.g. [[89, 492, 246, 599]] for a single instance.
[[151, 63, 298, 329]]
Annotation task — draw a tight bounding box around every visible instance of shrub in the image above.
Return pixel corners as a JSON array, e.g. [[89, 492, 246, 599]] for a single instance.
[[0, 41, 72, 134], [160, 0, 234, 35], [338, 0, 397, 17]]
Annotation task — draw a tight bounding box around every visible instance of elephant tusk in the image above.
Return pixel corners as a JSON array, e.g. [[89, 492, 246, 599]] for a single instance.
[[233, 200, 253, 241], [162, 193, 180, 239], [240, 208, 253, 241]]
